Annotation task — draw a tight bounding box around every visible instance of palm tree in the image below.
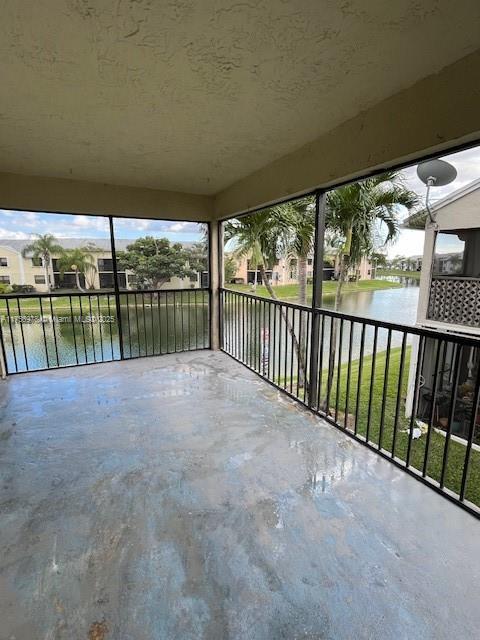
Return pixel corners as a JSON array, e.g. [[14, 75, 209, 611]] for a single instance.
[[323, 171, 418, 412], [272, 197, 315, 306], [21, 233, 64, 293], [224, 210, 308, 384], [57, 247, 97, 292], [326, 171, 418, 310]]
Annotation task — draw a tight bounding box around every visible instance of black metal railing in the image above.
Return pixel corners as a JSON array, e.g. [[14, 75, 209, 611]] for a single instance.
[[0, 288, 210, 374], [221, 288, 480, 516]]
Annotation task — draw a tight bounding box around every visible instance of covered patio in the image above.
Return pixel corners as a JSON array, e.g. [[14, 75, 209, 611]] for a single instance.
[[1, 351, 479, 639], [1, 2, 480, 638]]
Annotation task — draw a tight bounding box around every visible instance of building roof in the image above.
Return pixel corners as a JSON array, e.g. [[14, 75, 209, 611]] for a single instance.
[[0, 237, 196, 255], [403, 178, 480, 229]]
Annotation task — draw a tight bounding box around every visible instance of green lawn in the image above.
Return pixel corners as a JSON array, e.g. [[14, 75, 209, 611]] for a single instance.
[[0, 291, 206, 314], [376, 268, 421, 279], [226, 278, 402, 304], [324, 346, 480, 507]]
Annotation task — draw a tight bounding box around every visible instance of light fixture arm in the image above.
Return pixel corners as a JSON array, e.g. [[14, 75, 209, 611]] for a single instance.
[[425, 176, 436, 224]]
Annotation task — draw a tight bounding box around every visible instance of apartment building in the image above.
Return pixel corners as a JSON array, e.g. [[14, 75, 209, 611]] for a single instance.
[[0, 238, 202, 292], [228, 253, 373, 285]]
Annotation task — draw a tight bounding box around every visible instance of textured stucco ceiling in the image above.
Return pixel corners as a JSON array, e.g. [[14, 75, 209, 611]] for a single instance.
[[1, 1, 479, 195]]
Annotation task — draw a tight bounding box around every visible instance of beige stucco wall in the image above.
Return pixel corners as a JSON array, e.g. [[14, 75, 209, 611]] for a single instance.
[[214, 49, 480, 219], [0, 172, 213, 222], [1, 50, 479, 226], [434, 190, 480, 231], [0, 246, 200, 293]]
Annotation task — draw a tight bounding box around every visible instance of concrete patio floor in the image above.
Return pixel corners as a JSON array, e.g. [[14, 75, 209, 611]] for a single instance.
[[0, 351, 479, 639]]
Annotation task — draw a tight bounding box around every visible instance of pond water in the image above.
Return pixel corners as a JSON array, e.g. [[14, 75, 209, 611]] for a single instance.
[[1, 282, 420, 373], [0, 294, 210, 373], [323, 279, 420, 326]]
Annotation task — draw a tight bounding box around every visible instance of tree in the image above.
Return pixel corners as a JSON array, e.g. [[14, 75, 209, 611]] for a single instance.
[[117, 237, 199, 290], [57, 247, 97, 292], [326, 172, 417, 310], [371, 252, 387, 269], [21, 234, 64, 293], [224, 254, 238, 283], [186, 242, 208, 286], [272, 197, 315, 306], [323, 171, 418, 413], [225, 211, 308, 385]]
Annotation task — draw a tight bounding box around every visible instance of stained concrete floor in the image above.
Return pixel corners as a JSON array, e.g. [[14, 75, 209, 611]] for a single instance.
[[0, 351, 479, 640]]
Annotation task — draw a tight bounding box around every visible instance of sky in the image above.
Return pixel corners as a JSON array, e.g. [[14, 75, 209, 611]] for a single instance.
[[0, 145, 478, 254], [0, 209, 206, 243], [384, 145, 480, 258]]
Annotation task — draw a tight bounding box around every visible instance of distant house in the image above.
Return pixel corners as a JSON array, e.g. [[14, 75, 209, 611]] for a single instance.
[[0, 238, 202, 292], [227, 252, 373, 286], [403, 178, 480, 440]]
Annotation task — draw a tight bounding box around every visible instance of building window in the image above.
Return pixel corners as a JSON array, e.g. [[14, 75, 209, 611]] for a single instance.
[[0, 257, 7, 267], [307, 258, 313, 265], [0, 275, 10, 283], [34, 275, 46, 284], [433, 231, 466, 276], [31, 257, 43, 267], [98, 258, 114, 271]]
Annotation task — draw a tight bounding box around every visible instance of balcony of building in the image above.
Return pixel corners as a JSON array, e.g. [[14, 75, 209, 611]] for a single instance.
[[1, 2, 480, 638], [1, 350, 480, 639]]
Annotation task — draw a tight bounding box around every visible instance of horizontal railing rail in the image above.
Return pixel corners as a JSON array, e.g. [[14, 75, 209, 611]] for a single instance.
[[0, 286, 210, 299], [0, 288, 210, 374], [220, 288, 480, 517]]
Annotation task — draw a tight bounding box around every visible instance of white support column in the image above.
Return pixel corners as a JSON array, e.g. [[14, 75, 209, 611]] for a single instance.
[[406, 221, 436, 417], [416, 222, 436, 324], [209, 220, 223, 350]]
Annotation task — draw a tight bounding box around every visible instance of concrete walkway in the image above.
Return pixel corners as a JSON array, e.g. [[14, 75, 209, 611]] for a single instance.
[[0, 351, 479, 639]]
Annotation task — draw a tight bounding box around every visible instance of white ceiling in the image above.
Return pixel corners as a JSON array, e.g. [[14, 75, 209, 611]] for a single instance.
[[1, 1, 479, 194]]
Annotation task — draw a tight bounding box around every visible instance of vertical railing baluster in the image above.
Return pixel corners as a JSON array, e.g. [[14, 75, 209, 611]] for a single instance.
[[303, 310, 311, 404], [16, 297, 28, 371], [87, 295, 96, 363], [78, 296, 87, 363], [335, 318, 344, 425], [439, 343, 462, 488], [39, 296, 50, 368], [49, 296, 60, 366], [290, 308, 295, 394], [69, 295, 79, 364], [316, 314, 325, 411], [180, 290, 185, 351], [283, 307, 288, 389], [422, 338, 442, 476], [0, 301, 9, 374], [354, 323, 366, 437], [5, 298, 18, 372], [406, 336, 426, 468], [157, 291, 163, 354], [378, 329, 392, 450], [296, 308, 302, 398], [106, 294, 114, 360], [150, 292, 155, 354], [126, 293, 133, 358], [366, 326, 378, 443], [141, 292, 148, 355], [344, 321, 354, 430], [460, 353, 480, 501], [391, 332, 407, 458], [166, 292, 170, 353], [325, 316, 334, 415], [96, 295, 105, 362], [134, 293, 140, 356], [194, 290, 198, 351]]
